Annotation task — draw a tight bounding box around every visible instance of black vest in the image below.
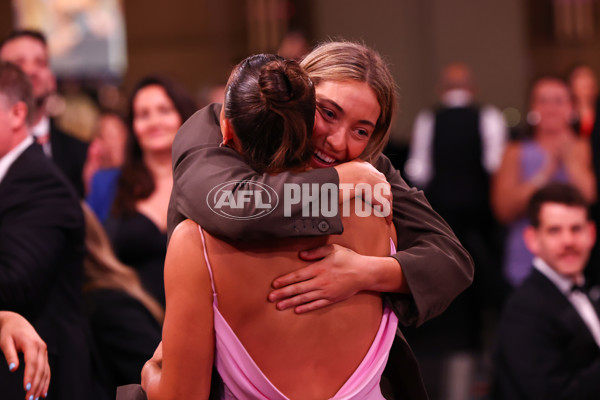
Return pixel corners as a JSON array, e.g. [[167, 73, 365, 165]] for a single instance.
[[426, 105, 490, 221]]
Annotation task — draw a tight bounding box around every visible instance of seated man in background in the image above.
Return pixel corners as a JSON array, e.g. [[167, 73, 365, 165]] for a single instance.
[[494, 182, 600, 399], [0, 62, 96, 399], [0, 30, 88, 197]]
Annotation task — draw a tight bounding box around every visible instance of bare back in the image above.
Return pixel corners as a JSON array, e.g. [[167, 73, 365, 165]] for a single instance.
[[202, 200, 396, 399]]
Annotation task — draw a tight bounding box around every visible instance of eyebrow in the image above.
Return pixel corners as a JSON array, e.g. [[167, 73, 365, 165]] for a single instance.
[[317, 96, 377, 128]]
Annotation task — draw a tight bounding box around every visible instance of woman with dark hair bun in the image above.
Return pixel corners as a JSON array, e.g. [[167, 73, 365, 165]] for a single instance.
[[142, 54, 398, 399], [223, 54, 315, 173]]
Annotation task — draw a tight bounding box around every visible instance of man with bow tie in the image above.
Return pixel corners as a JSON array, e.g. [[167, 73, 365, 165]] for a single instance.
[[494, 182, 600, 399]]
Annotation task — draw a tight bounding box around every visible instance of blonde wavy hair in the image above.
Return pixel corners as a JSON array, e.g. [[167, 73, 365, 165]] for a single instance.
[[300, 41, 397, 163], [81, 202, 164, 324]]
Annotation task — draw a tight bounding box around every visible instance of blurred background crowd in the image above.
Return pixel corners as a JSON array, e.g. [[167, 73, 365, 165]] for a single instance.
[[1, 0, 600, 399]]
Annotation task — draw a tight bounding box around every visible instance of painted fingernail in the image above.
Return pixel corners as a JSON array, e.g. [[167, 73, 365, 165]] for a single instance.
[[28, 395, 33, 400], [44, 393, 47, 398], [8, 362, 15, 371], [26, 382, 31, 391]]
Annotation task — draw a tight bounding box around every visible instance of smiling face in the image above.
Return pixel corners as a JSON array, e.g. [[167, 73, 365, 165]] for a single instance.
[[132, 84, 182, 154], [0, 36, 54, 106], [310, 80, 381, 168], [530, 79, 573, 132], [524, 203, 595, 280]]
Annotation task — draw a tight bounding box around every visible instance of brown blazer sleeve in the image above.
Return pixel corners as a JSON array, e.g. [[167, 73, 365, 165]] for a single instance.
[[374, 155, 474, 327], [169, 103, 474, 327], [167, 103, 343, 240]]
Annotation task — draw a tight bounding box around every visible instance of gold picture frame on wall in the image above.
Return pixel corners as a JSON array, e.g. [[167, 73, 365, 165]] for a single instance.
[[12, 0, 128, 78]]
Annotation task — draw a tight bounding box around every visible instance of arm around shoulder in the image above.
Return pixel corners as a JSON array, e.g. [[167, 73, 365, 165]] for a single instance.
[[169, 106, 343, 240]]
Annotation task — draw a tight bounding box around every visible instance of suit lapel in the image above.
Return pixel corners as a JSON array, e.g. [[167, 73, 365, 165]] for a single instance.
[[530, 268, 600, 355]]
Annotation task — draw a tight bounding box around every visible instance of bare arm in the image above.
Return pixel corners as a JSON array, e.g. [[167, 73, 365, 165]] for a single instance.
[[562, 138, 596, 203], [492, 139, 596, 224], [491, 142, 552, 224], [143, 220, 214, 400]]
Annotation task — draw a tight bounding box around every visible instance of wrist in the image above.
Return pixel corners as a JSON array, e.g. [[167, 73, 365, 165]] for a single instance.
[[364, 256, 405, 293], [0, 311, 13, 326], [335, 162, 360, 186]]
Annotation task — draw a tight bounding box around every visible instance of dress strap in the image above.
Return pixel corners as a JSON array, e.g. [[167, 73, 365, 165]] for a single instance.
[[198, 226, 218, 303]]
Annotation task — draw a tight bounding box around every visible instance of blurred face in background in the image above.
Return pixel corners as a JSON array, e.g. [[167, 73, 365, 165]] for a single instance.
[[569, 66, 598, 105], [95, 113, 128, 167], [132, 84, 182, 155], [0, 36, 54, 107], [530, 79, 573, 132]]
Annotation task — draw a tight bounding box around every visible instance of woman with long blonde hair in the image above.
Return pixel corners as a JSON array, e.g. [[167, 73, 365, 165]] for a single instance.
[[82, 202, 163, 398]]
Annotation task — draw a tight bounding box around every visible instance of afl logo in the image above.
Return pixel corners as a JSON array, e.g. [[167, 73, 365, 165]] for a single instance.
[[207, 181, 279, 220]]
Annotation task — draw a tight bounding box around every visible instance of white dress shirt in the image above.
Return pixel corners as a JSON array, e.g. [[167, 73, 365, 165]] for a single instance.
[[533, 257, 600, 349], [31, 116, 52, 157], [0, 135, 34, 185], [405, 89, 508, 188]]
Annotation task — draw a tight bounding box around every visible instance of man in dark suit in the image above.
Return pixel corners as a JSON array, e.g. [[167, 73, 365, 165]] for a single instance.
[[0, 62, 94, 399], [0, 30, 88, 197], [494, 182, 600, 399]]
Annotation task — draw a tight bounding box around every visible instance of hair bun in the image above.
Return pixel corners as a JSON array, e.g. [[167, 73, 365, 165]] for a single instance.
[[259, 60, 312, 107]]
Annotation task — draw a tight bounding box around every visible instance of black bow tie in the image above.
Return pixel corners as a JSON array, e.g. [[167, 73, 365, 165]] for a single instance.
[[571, 284, 589, 294]]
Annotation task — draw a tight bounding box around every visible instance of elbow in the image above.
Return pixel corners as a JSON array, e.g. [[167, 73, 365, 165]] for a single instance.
[[491, 189, 520, 224], [144, 381, 175, 400], [453, 244, 475, 287]]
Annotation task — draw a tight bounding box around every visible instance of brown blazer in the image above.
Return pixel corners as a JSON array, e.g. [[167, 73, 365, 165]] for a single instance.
[[167, 103, 474, 399]]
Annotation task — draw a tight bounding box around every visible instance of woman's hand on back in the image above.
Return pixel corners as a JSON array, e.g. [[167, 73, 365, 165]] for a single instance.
[[268, 244, 367, 312], [268, 245, 406, 313]]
